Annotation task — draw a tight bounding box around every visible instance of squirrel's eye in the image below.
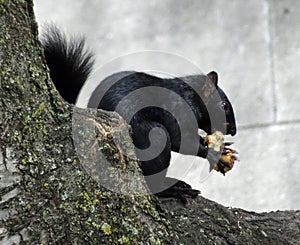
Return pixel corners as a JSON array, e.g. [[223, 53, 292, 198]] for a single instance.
[[220, 101, 229, 111]]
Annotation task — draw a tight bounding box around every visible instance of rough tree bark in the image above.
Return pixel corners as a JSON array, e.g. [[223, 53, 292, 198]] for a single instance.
[[0, 1, 299, 244]]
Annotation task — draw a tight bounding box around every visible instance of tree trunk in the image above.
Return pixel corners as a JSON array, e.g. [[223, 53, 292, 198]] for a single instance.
[[0, 1, 299, 244]]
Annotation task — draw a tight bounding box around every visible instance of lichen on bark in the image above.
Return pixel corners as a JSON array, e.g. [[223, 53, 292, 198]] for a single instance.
[[0, 1, 170, 244]]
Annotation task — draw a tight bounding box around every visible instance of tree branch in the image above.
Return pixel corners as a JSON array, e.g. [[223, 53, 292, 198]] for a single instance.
[[0, 0, 299, 244]]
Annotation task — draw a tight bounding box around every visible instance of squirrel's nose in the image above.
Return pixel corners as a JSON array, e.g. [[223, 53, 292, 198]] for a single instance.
[[224, 123, 237, 136], [229, 126, 237, 136]]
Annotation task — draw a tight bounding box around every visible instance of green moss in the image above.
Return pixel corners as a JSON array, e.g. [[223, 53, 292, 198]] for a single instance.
[[119, 235, 130, 244], [37, 101, 45, 116], [121, 204, 127, 213], [149, 236, 161, 245], [15, 77, 24, 91], [79, 191, 90, 201], [101, 223, 112, 235]]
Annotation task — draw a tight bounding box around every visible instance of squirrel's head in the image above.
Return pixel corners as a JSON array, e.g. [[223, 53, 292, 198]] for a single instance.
[[199, 71, 237, 136], [186, 71, 236, 136]]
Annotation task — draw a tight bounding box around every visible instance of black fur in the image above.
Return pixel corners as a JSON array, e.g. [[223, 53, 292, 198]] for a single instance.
[[41, 28, 237, 204], [41, 25, 94, 103]]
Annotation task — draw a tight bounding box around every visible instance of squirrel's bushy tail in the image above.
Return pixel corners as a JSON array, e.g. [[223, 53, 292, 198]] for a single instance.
[[41, 25, 94, 104]]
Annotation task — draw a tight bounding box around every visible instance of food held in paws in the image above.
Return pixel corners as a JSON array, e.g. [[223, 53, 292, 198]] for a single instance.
[[204, 131, 238, 174], [203, 131, 224, 151]]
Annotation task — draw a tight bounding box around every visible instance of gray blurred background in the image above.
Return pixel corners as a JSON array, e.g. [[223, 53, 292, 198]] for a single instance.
[[34, 0, 300, 212]]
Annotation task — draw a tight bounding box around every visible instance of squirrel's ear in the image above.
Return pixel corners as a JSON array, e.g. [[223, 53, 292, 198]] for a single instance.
[[202, 71, 218, 99], [207, 71, 218, 87]]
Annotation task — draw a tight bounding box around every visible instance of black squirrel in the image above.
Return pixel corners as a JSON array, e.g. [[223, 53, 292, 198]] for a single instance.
[[41, 26, 237, 204]]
